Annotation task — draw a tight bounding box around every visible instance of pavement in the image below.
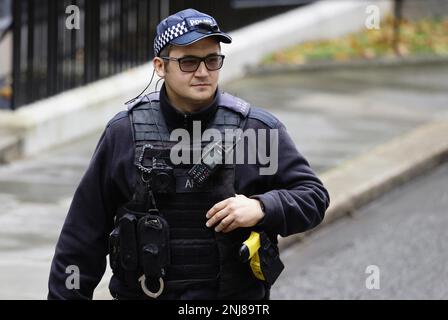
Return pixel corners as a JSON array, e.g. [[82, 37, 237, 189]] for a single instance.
[[0, 61, 447, 299], [0, 128, 19, 163]]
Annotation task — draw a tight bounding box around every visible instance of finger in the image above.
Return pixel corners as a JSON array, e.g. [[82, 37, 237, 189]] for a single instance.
[[214, 215, 234, 233], [222, 220, 238, 233], [206, 207, 229, 228], [206, 197, 232, 219]]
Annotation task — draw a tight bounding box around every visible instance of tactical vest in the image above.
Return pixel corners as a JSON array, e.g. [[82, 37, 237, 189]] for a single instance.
[[109, 92, 262, 298]]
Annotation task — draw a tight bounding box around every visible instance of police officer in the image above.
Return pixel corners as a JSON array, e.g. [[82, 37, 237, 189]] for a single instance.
[[48, 8, 330, 300]]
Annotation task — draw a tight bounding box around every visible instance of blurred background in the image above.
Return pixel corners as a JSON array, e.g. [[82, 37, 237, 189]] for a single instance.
[[0, 0, 447, 299]]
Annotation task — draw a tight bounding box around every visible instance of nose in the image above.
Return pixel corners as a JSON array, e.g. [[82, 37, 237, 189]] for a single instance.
[[194, 61, 209, 77]]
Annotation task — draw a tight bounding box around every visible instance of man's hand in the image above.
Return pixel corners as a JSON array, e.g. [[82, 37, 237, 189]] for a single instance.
[[205, 194, 265, 233]]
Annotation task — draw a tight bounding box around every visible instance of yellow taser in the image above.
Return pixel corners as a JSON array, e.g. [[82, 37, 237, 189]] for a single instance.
[[238, 231, 265, 281]]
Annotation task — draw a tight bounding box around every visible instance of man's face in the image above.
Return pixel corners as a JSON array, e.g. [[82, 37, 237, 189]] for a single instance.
[[154, 37, 221, 112]]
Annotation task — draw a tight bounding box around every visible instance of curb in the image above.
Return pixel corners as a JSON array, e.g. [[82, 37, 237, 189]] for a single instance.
[[247, 55, 448, 76], [278, 118, 448, 250], [0, 129, 20, 164]]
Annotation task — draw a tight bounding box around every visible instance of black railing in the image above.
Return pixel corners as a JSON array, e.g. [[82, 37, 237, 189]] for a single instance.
[[11, 0, 162, 109], [7, 0, 309, 110]]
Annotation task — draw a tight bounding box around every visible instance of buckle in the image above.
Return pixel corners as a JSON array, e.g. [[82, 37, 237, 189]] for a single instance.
[[138, 275, 164, 298]]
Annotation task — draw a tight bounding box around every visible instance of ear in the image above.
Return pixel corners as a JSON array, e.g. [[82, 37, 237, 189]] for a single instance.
[[153, 57, 166, 78]]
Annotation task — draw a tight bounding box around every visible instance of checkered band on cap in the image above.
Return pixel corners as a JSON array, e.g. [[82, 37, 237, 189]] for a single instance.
[[154, 21, 188, 56]]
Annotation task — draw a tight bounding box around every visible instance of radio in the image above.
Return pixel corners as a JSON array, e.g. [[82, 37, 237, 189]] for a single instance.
[[188, 141, 226, 187]]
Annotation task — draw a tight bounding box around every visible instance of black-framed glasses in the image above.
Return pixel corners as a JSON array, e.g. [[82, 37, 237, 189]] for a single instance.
[[161, 54, 225, 72]]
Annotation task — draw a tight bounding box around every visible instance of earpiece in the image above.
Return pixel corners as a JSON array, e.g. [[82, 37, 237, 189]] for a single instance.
[[125, 68, 158, 105]]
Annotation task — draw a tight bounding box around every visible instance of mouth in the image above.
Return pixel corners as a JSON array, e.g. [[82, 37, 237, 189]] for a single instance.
[[191, 83, 211, 87]]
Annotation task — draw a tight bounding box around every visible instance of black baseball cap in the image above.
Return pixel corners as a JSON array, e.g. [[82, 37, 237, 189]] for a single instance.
[[154, 8, 232, 56]]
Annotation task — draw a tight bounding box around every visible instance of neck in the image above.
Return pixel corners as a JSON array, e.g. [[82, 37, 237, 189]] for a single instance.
[[165, 85, 214, 114], [159, 85, 219, 132]]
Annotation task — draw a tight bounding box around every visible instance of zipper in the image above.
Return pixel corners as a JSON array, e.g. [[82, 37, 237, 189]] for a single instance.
[[184, 114, 189, 129]]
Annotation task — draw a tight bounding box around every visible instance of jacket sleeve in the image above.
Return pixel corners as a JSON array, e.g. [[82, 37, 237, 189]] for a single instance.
[[48, 113, 134, 299], [252, 123, 330, 238]]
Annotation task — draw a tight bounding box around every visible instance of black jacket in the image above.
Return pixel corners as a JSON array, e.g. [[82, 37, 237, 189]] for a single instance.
[[48, 86, 330, 299]]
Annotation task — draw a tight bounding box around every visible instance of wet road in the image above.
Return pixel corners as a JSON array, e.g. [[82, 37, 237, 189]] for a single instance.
[[0, 62, 447, 299], [271, 161, 448, 299]]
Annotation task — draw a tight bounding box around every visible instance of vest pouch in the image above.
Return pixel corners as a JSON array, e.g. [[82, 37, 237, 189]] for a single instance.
[[118, 214, 139, 272], [137, 214, 170, 290], [109, 227, 120, 272], [258, 232, 284, 286], [216, 229, 255, 298]]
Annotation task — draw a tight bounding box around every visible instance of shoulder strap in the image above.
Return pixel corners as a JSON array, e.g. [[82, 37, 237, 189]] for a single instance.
[[129, 100, 171, 166], [208, 91, 251, 134], [217, 91, 250, 118], [126, 92, 160, 112]]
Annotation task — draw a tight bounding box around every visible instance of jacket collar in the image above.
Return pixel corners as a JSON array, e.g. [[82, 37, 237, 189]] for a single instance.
[[160, 84, 219, 131]]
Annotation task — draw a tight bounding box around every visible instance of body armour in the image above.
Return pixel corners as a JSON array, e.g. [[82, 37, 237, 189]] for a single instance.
[[109, 91, 263, 299]]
